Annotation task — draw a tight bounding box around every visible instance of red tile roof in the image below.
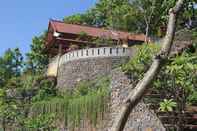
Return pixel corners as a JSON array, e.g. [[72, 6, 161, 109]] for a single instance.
[[49, 20, 146, 41]]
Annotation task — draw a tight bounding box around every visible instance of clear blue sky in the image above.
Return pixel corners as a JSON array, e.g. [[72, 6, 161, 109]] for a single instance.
[[0, 0, 97, 56]]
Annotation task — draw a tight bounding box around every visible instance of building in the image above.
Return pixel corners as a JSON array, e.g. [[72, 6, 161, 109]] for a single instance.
[[45, 20, 147, 77], [45, 20, 147, 57]]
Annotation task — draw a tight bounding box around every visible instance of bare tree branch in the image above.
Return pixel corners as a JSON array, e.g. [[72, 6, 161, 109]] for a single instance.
[[111, 0, 186, 131]]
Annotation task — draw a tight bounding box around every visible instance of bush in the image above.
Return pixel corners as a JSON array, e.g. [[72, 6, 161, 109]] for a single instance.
[[122, 44, 160, 83]]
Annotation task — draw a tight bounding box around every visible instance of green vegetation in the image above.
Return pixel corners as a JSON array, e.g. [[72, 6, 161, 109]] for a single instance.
[[30, 77, 110, 129], [122, 39, 197, 129], [0, 48, 23, 87], [64, 0, 197, 36], [159, 99, 177, 112], [122, 44, 160, 83], [122, 43, 197, 105], [25, 34, 49, 74], [0, 0, 197, 130], [24, 113, 57, 130], [0, 64, 110, 130]]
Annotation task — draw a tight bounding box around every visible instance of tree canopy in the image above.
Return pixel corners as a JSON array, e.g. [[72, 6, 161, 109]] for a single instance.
[[64, 0, 197, 36]]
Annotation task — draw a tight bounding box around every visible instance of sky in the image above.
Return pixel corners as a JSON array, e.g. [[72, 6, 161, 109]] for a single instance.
[[0, 0, 97, 56]]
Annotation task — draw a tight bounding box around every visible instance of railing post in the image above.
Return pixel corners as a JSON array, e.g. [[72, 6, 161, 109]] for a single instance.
[[55, 47, 130, 65]]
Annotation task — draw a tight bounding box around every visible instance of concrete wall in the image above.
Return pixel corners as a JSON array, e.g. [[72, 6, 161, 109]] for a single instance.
[[47, 55, 60, 77]]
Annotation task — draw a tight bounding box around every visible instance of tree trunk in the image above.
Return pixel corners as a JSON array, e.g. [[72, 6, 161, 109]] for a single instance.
[[111, 0, 185, 131], [145, 23, 149, 43], [2, 118, 6, 131]]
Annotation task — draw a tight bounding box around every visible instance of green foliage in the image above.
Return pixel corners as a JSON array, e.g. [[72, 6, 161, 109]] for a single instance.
[[154, 52, 197, 108], [30, 76, 57, 102], [122, 43, 196, 130], [64, 0, 197, 35], [24, 113, 57, 130], [187, 91, 197, 105], [0, 88, 20, 129], [122, 44, 160, 82], [26, 34, 48, 74], [159, 99, 177, 112], [132, 0, 170, 35], [192, 29, 197, 52], [165, 53, 197, 92], [74, 81, 92, 96], [122, 43, 197, 106], [0, 48, 23, 86], [20, 74, 39, 89], [0, 72, 57, 129], [78, 31, 88, 38], [64, 13, 94, 25], [63, 0, 142, 32], [93, 36, 114, 47], [30, 77, 110, 129]]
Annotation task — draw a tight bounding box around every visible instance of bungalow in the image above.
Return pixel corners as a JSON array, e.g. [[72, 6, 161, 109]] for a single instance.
[[45, 19, 147, 57]]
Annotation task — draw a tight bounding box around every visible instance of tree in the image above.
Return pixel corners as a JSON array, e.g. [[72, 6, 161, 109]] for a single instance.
[[63, 0, 143, 32], [12, 48, 23, 77], [26, 34, 48, 74], [111, 0, 186, 130], [131, 0, 178, 39], [178, 0, 197, 29], [64, 0, 196, 38], [132, 0, 157, 41], [0, 48, 23, 86], [64, 14, 90, 25]]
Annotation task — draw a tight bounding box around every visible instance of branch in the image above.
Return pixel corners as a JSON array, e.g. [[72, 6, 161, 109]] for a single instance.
[[111, 0, 185, 131]]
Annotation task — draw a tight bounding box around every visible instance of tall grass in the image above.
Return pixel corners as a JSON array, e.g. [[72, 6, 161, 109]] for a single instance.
[[30, 77, 110, 129]]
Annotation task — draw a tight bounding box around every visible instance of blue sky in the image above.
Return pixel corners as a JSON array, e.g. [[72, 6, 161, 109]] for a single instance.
[[0, 0, 97, 56]]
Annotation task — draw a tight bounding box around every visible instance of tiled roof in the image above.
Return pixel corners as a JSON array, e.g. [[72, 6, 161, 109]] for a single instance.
[[49, 20, 146, 41]]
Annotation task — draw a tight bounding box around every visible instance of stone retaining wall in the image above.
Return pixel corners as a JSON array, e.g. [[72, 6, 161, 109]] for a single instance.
[[56, 47, 133, 90], [57, 56, 129, 91], [106, 68, 166, 131]]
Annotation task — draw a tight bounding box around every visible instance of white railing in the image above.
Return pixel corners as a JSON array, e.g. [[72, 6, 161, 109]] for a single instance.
[[59, 47, 131, 65], [47, 47, 131, 77]]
